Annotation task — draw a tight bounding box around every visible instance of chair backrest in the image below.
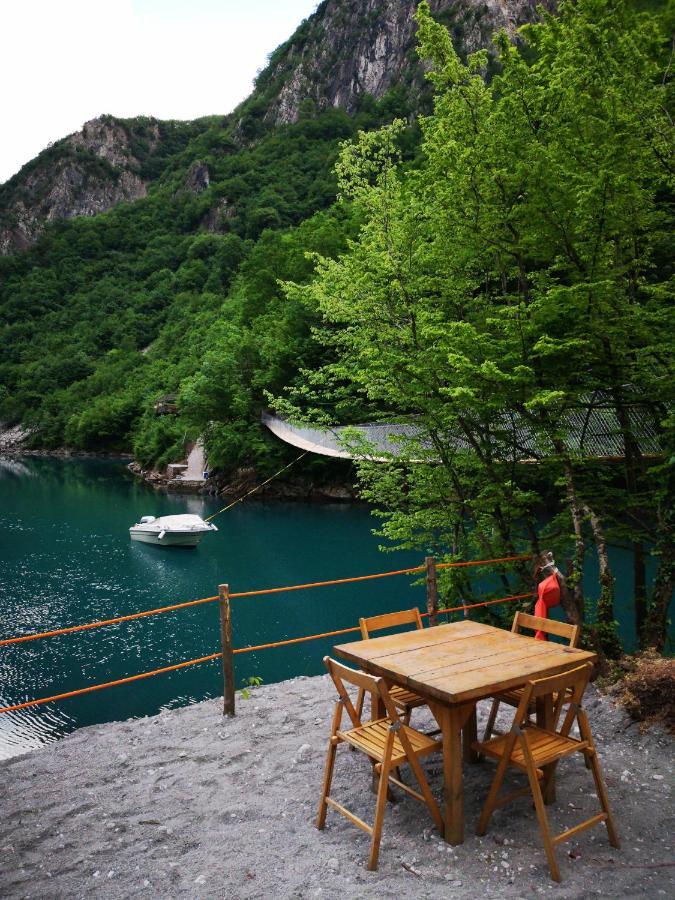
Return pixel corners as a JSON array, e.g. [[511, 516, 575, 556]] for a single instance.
[[514, 663, 592, 737], [323, 656, 401, 727], [360, 607, 423, 640], [512, 610, 580, 647]]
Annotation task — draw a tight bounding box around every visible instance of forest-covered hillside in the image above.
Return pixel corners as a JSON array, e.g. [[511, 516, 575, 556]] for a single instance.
[[1, 0, 549, 472]]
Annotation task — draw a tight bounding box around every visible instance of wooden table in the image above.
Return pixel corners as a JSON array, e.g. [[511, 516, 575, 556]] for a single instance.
[[334, 619, 595, 845]]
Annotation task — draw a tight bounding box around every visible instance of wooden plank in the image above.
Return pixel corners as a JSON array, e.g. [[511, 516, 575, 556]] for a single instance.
[[552, 813, 607, 845], [413, 646, 593, 705], [360, 608, 422, 636], [372, 634, 554, 681], [515, 612, 580, 643], [325, 798, 373, 835], [334, 620, 492, 663], [407, 641, 570, 682]]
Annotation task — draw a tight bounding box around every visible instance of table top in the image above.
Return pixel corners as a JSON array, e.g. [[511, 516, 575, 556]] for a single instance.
[[333, 620, 596, 706]]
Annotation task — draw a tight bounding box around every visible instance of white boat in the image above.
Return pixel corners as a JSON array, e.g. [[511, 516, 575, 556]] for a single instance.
[[129, 514, 217, 548]]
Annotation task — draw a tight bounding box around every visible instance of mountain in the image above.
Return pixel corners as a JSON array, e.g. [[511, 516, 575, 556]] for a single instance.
[[1, 1, 552, 256], [0, 0, 551, 472], [255, 0, 552, 126], [0, 116, 210, 255]]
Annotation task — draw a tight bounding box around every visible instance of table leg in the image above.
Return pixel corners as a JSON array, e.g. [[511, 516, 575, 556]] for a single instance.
[[536, 694, 556, 803], [463, 705, 479, 764], [431, 702, 473, 844]]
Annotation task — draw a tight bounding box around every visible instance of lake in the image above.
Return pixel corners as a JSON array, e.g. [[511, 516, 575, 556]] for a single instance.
[[0, 457, 649, 759]]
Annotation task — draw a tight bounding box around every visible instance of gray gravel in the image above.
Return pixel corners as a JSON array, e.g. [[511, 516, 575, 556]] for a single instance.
[[0, 676, 673, 899]]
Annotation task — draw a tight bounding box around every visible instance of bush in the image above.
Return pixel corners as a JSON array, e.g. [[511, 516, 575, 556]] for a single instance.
[[613, 652, 675, 733]]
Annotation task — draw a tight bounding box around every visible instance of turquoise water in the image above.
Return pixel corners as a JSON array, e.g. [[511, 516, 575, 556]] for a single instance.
[[0, 457, 429, 759], [0, 457, 652, 759]]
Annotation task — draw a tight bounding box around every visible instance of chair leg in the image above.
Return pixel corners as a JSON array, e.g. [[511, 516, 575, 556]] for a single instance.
[[578, 710, 620, 849], [523, 746, 560, 882], [317, 701, 343, 829], [405, 750, 443, 834], [316, 737, 338, 830], [483, 697, 500, 742], [476, 738, 512, 836], [587, 750, 620, 847], [368, 761, 391, 871]]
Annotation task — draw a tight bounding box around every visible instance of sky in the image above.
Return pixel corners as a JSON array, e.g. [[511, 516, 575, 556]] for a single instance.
[[0, 0, 320, 184]]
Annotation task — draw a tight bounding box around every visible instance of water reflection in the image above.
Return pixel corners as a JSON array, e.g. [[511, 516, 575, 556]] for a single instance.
[[0, 458, 424, 759]]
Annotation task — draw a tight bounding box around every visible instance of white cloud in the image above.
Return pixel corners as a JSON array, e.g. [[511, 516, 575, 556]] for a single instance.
[[0, 0, 319, 183]]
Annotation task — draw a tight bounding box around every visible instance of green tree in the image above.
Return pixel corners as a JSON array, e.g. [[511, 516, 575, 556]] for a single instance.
[[281, 0, 674, 654]]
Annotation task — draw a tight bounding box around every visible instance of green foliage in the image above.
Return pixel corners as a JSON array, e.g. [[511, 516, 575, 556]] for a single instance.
[[240, 674, 263, 700], [0, 94, 392, 468], [279, 0, 674, 647]]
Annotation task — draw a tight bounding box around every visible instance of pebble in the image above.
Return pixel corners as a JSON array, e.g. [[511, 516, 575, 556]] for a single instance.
[[296, 743, 313, 762]]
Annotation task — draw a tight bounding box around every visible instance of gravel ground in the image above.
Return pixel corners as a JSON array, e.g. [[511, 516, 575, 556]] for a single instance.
[[0, 675, 673, 899]]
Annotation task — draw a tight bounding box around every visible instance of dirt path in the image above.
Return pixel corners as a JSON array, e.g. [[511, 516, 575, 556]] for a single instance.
[[0, 676, 672, 899]]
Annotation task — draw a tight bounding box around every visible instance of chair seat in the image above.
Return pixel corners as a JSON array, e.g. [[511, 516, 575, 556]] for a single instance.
[[389, 684, 427, 709], [339, 718, 441, 765], [474, 725, 587, 773]]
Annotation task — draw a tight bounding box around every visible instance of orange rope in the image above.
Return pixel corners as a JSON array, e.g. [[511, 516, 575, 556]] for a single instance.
[[228, 554, 531, 599], [0, 595, 220, 647], [228, 566, 424, 598], [0, 555, 531, 647], [232, 593, 534, 655], [0, 652, 223, 714], [431, 592, 534, 616], [0, 591, 533, 713], [233, 625, 362, 654]]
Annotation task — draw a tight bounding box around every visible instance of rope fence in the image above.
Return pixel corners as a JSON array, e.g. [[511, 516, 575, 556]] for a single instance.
[[0, 554, 533, 717]]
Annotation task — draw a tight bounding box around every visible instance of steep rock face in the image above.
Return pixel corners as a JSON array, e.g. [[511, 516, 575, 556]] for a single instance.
[[255, 0, 554, 127], [0, 117, 159, 255], [0, 2, 555, 255]]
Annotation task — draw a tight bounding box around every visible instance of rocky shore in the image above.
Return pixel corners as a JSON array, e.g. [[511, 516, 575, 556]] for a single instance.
[[0, 676, 672, 899], [128, 461, 359, 502]]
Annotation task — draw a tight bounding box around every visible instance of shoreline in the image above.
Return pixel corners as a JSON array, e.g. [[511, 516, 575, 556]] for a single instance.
[[0, 447, 133, 460], [0, 449, 360, 502], [1, 674, 672, 899]]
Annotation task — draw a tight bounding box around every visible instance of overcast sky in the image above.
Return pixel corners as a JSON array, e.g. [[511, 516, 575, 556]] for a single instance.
[[0, 0, 320, 184]]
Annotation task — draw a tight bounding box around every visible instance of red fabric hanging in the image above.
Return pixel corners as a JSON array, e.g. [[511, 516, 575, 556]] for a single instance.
[[534, 572, 561, 640]]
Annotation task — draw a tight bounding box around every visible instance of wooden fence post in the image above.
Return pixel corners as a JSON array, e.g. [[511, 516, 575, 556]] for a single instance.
[[218, 583, 235, 716], [425, 556, 438, 626]]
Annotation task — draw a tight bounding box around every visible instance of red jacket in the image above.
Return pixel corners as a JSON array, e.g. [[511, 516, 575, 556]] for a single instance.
[[534, 572, 560, 640]]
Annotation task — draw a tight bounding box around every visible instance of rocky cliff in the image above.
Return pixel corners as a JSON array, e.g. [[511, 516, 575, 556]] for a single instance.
[[247, 0, 554, 128], [0, 115, 207, 255], [0, 1, 552, 256]]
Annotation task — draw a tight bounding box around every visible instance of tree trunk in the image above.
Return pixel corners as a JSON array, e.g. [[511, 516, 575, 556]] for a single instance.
[[642, 542, 674, 652], [583, 503, 621, 658], [561, 459, 585, 626], [634, 541, 647, 646]]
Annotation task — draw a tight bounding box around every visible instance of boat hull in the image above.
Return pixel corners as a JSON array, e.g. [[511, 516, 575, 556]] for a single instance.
[[129, 529, 204, 547]]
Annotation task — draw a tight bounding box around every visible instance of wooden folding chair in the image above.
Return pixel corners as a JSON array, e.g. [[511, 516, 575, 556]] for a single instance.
[[474, 663, 619, 882], [482, 612, 580, 743], [354, 608, 428, 727], [317, 656, 443, 870]]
